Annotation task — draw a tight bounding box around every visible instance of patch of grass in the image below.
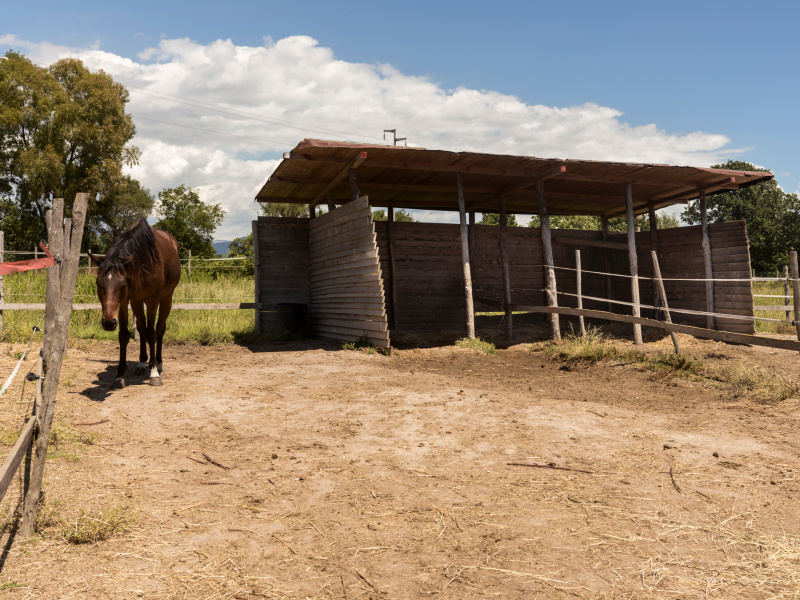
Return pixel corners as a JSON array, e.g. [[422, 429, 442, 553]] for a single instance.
[[455, 337, 497, 356], [536, 327, 643, 364], [342, 335, 388, 355], [647, 351, 706, 375], [715, 361, 800, 403], [61, 503, 137, 544], [0, 581, 20, 590]]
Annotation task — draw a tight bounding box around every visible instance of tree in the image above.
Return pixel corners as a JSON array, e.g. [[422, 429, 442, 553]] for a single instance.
[[682, 160, 800, 272], [527, 212, 679, 231], [371, 208, 416, 222], [86, 175, 155, 251], [154, 185, 225, 258], [261, 202, 309, 218], [0, 51, 138, 246], [226, 232, 254, 277], [479, 212, 518, 227]]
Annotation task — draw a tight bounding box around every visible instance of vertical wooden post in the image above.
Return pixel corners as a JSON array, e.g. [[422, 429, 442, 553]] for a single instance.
[[387, 208, 398, 330], [308, 204, 316, 219], [468, 211, 476, 291], [790, 251, 800, 353], [252, 220, 261, 335], [784, 265, 790, 321], [21, 193, 88, 537], [699, 191, 715, 330], [648, 203, 661, 319], [498, 196, 513, 341], [349, 168, 360, 202], [326, 190, 336, 212], [600, 216, 613, 313], [575, 249, 586, 337], [0, 230, 3, 337], [456, 173, 475, 338], [537, 180, 560, 340], [652, 251, 680, 354], [626, 183, 643, 344], [187, 249, 192, 279]]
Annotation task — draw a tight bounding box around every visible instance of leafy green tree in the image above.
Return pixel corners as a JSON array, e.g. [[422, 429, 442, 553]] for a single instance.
[[371, 208, 416, 222], [682, 160, 800, 272], [226, 232, 254, 277], [0, 51, 138, 245], [154, 185, 225, 258], [479, 212, 518, 226], [261, 202, 309, 218], [527, 212, 679, 231], [86, 175, 155, 251]]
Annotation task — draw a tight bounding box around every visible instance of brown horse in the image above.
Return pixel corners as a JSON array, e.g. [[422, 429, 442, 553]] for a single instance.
[[89, 218, 181, 387]]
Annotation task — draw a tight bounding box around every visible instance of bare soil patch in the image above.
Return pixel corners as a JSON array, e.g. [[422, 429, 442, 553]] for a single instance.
[[0, 325, 798, 598]]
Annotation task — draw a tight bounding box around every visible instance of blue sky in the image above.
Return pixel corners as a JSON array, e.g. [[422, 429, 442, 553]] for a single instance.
[[3, 0, 798, 238]]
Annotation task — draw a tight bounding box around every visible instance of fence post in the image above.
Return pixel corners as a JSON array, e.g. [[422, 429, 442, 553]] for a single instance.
[[188, 249, 192, 279], [575, 249, 586, 337], [784, 265, 791, 321], [652, 251, 680, 355], [791, 251, 800, 355], [20, 193, 88, 537], [0, 230, 4, 338]]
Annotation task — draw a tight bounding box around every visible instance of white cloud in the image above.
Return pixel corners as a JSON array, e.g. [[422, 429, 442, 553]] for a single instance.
[[2, 35, 745, 239]]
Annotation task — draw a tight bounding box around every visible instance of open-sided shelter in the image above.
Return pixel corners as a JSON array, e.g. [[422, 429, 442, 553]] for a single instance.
[[253, 139, 774, 348]]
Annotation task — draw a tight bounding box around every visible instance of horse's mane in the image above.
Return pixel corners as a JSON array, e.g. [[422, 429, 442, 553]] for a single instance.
[[99, 218, 160, 287]]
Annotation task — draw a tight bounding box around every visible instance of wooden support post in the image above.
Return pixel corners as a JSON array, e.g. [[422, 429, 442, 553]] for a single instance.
[[600, 216, 613, 313], [456, 173, 475, 338], [468, 211, 476, 291], [252, 220, 261, 335], [498, 196, 513, 341], [784, 265, 790, 321], [699, 191, 715, 330], [326, 190, 335, 212], [648, 203, 662, 319], [21, 193, 88, 537], [349, 168, 360, 202], [626, 183, 643, 345], [308, 203, 315, 219], [575, 249, 586, 337], [187, 249, 192, 279], [791, 251, 800, 353], [651, 251, 680, 354], [537, 180, 560, 340], [387, 208, 398, 330]]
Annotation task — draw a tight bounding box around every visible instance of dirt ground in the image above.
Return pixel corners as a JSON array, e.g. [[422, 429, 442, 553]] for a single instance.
[[0, 320, 799, 599]]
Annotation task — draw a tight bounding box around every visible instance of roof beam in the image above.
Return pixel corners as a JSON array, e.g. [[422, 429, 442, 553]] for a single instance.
[[308, 152, 367, 210], [604, 176, 738, 218]]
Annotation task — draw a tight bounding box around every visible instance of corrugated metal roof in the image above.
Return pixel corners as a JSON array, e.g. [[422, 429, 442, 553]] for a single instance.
[[255, 139, 774, 217]]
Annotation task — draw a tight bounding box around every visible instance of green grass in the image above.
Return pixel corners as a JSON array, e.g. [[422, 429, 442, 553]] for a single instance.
[[455, 336, 497, 356], [1, 268, 257, 344], [752, 280, 797, 335]]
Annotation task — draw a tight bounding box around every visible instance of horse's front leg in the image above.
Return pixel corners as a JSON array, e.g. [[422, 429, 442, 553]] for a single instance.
[[145, 299, 162, 386], [113, 305, 130, 389], [155, 297, 173, 375], [131, 300, 148, 373]]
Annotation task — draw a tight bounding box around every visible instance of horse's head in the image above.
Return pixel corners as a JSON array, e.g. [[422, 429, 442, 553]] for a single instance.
[[89, 251, 132, 332]]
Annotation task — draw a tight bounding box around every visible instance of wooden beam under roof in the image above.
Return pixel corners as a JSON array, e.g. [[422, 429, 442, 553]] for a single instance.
[[308, 152, 367, 210], [605, 176, 737, 218]]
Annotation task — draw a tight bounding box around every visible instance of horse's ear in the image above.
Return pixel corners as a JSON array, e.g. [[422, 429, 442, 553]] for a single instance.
[[88, 251, 102, 266]]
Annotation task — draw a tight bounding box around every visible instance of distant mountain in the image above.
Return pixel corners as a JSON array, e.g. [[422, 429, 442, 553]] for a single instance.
[[212, 240, 231, 256]]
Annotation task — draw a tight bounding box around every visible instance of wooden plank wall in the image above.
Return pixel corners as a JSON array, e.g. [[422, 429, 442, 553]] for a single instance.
[[374, 222, 466, 330], [255, 217, 310, 332], [374, 220, 753, 335], [308, 197, 390, 348]]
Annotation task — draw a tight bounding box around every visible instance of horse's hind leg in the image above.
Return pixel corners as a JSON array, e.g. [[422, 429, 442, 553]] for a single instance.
[[144, 299, 163, 386]]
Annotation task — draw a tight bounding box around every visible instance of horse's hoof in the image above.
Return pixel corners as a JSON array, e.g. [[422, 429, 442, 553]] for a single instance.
[[111, 377, 125, 389], [149, 376, 163, 387]]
